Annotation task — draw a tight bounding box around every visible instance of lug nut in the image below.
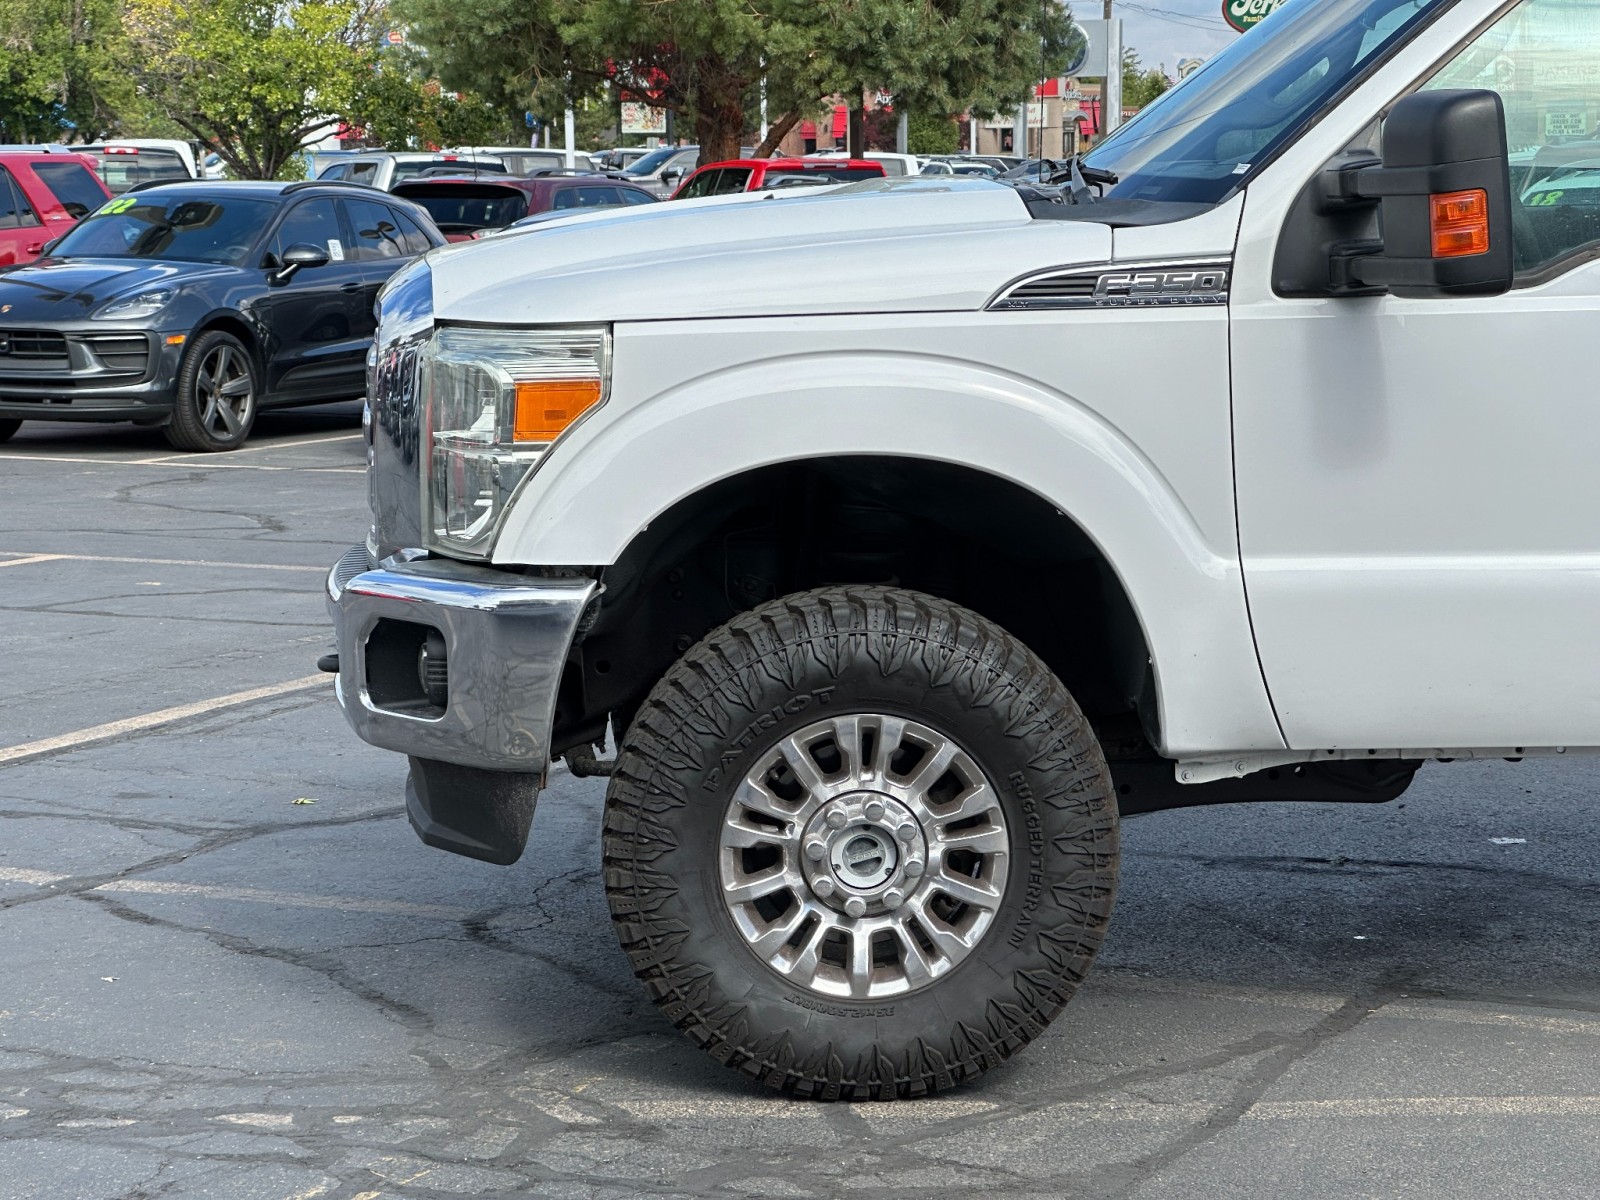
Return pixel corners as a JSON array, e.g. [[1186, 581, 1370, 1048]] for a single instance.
[[825, 809, 847, 830], [884, 888, 905, 909], [863, 799, 885, 821], [843, 896, 866, 918], [804, 840, 826, 861], [813, 878, 836, 897], [896, 823, 917, 842], [905, 860, 924, 878]]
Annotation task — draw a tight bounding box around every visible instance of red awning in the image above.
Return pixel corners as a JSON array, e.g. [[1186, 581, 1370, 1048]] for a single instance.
[[831, 105, 848, 139], [799, 120, 817, 137]]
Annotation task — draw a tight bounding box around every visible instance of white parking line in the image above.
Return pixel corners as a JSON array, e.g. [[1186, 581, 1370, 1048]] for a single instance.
[[0, 674, 328, 766], [131, 431, 363, 463], [0, 453, 362, 473], [0, 551, 325, 573]]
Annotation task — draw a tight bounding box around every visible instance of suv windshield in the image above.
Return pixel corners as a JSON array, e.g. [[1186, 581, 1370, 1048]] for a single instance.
[[1084, 0, 1443, 205], [51, 195, 276, 265], [78, 146, 192, 195], [625, 147, 690, 176]]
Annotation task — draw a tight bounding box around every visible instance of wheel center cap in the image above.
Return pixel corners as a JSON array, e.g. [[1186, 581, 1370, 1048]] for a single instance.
[[834, 828, 897, 889]]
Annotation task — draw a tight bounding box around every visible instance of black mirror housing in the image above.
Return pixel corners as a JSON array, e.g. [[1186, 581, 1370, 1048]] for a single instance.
[[1330, 90, 1514, 298]]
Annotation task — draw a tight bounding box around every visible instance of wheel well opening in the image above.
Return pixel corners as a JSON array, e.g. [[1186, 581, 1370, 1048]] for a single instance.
[[553, 457, 1157, 757], [192, 316, 259, 369]]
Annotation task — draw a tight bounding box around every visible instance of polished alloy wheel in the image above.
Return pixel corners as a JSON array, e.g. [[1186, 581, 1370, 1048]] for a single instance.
[[195, 342, 254, 440], [718, 713, 1010, 999]]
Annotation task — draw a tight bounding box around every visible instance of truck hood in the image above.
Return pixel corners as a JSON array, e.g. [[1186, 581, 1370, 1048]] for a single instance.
[[428, 178, 1114, 323]]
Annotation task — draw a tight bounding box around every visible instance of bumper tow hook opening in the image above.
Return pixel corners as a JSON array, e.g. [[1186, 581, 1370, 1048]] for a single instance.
[[316, 653, 339, 674], [418, 629, 449, 709]]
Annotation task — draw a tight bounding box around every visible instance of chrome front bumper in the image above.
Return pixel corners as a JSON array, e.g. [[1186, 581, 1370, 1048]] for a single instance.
[[326, 547, 597, 773]]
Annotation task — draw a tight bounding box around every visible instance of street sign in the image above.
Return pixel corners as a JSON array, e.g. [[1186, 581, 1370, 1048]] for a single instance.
[[1222, 0, 1287, 32], [385, 29, 404, 45]]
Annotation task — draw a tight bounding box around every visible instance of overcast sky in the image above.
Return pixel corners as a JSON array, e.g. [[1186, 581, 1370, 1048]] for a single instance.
[[1098, 0, 1241, 76]]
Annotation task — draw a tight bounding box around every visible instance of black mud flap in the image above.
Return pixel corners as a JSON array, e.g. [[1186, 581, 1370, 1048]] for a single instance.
[[405, 756, 540, 865]]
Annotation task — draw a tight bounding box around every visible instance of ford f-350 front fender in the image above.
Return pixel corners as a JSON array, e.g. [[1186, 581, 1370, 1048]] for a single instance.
[[490, 311, 1284, 758]]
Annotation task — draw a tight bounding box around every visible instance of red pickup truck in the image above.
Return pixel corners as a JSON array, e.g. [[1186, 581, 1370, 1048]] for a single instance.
[[0, 152, 113, 268]]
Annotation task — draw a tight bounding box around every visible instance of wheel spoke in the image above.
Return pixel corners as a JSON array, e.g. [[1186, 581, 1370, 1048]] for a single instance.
[[723, 813, 790, 849], [903, 740, 959, 800], [723, 865, 791, 906], [216, 397, 243, 435], [731, 777, 798, 825], [846, 928, 875, 998], [196, 367, 216, 393], [218, 375, 252, 398], [747, 902, 812, 960], [783, 914, 832, 983], [777, 734, 828, 796], [930, 871, 1001, 911], [830, 714, 865, 783], [936, 823, 1008, 855], [871, 715, 908, 783], [908, 896, 972, 957], [892, 922, 939, 988], [936, 781, 1001, 825]]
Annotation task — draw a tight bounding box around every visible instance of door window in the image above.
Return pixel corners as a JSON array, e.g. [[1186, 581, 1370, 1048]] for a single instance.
[[32, 161, 107, 219], [674, 170, 720, 200], [270, 199, 345, 264], [620, 188, 655, 205], [1423, 0, 1600, 274], [387, 208, 434, 254], [713, 168, 753, 194], [0, 168, 38, 228], [348, 161, 380, 186], [343, 197, 406, 260]]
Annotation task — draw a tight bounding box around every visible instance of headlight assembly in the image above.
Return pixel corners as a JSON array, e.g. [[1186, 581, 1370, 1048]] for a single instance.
[[92, 288, 176, 320], [419, 326, 610, 558]]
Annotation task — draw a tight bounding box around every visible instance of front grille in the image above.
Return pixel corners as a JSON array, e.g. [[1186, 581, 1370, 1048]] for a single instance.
[[0, 330, 69, 363], [84, 334, 151, 376]]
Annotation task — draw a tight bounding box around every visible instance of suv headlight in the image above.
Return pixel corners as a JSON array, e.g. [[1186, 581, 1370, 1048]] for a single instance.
[[92, 289, 176, 320], [419, 326, 610, 558]]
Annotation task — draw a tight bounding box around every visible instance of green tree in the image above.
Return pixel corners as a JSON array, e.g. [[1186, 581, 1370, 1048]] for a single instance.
[[0, 0, 133, 141], [1121, 49, 1172, 112], [126, 0, 387, 178], [906, 110, 959, 156], [812, 0, 1084, 156], [397, 0, 1082, 166]]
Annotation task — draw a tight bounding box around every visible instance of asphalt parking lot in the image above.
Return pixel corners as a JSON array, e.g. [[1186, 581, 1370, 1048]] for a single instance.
[[4, 411, 1600, 1199]]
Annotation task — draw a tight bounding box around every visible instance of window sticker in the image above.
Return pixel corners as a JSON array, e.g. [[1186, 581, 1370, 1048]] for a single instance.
[[328, 238, 344, 261], [99, 197, 138, 215]]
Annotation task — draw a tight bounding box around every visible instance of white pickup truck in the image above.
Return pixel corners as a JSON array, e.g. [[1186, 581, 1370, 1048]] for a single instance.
[[327, 0, 1600, 1099]]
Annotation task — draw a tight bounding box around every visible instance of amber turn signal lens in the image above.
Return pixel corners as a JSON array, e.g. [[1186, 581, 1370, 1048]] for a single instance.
[[1431, 189, 1490, 258], [513, 379, 603, 442]]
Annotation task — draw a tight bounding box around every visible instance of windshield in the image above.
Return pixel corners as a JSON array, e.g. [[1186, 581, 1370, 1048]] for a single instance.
[[52, 196, 276, 265], [625, 146, 687, 176], [398, 185, 529, 231], [78, 147, 192, 195], [1084, 0, 1443, 205]]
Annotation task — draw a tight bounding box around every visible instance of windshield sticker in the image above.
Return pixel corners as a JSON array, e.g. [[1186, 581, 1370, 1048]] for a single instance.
[[99, 197, 138, 215], [1233, 163, 1251, 174], [328, 239, 345, 261]]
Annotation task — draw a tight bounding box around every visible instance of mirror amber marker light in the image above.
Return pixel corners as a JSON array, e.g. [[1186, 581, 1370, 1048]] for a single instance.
[[513, 379, 604, 442], [1431, 189, 1490, 258]]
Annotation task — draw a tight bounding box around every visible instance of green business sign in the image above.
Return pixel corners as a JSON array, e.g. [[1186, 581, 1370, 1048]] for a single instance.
[[1223, 0, 1287, 31]]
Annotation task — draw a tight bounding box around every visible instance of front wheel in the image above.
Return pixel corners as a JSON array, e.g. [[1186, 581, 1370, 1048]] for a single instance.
[[164, 330, 258, 451], [604, 587, 1119, 1099]]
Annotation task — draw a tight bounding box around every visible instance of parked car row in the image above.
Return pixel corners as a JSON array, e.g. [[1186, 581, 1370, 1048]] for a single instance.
[[0, 179, 443, 451]]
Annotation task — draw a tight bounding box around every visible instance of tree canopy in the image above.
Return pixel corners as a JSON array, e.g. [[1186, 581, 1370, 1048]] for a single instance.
[[0, 0, 132, 142]]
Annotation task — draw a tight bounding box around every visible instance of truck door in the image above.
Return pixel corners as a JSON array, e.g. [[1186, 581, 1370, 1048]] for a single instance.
[[1231, 0, 1600, 750]]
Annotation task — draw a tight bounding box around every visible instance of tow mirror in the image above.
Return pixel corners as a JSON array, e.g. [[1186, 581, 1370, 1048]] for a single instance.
[[271, 242, 331, 284], [661, 167, 684, 185], [1324, 89, 1513, 298]]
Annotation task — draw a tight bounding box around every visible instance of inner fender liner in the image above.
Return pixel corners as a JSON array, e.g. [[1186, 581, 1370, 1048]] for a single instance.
[[405, 756, 541, 865]]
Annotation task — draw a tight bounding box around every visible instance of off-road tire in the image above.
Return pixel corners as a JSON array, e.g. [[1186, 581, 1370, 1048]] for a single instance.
[[0, 418, 20, 444], [603, 586, 1119, 1099], [164, 330, 258, 452]]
